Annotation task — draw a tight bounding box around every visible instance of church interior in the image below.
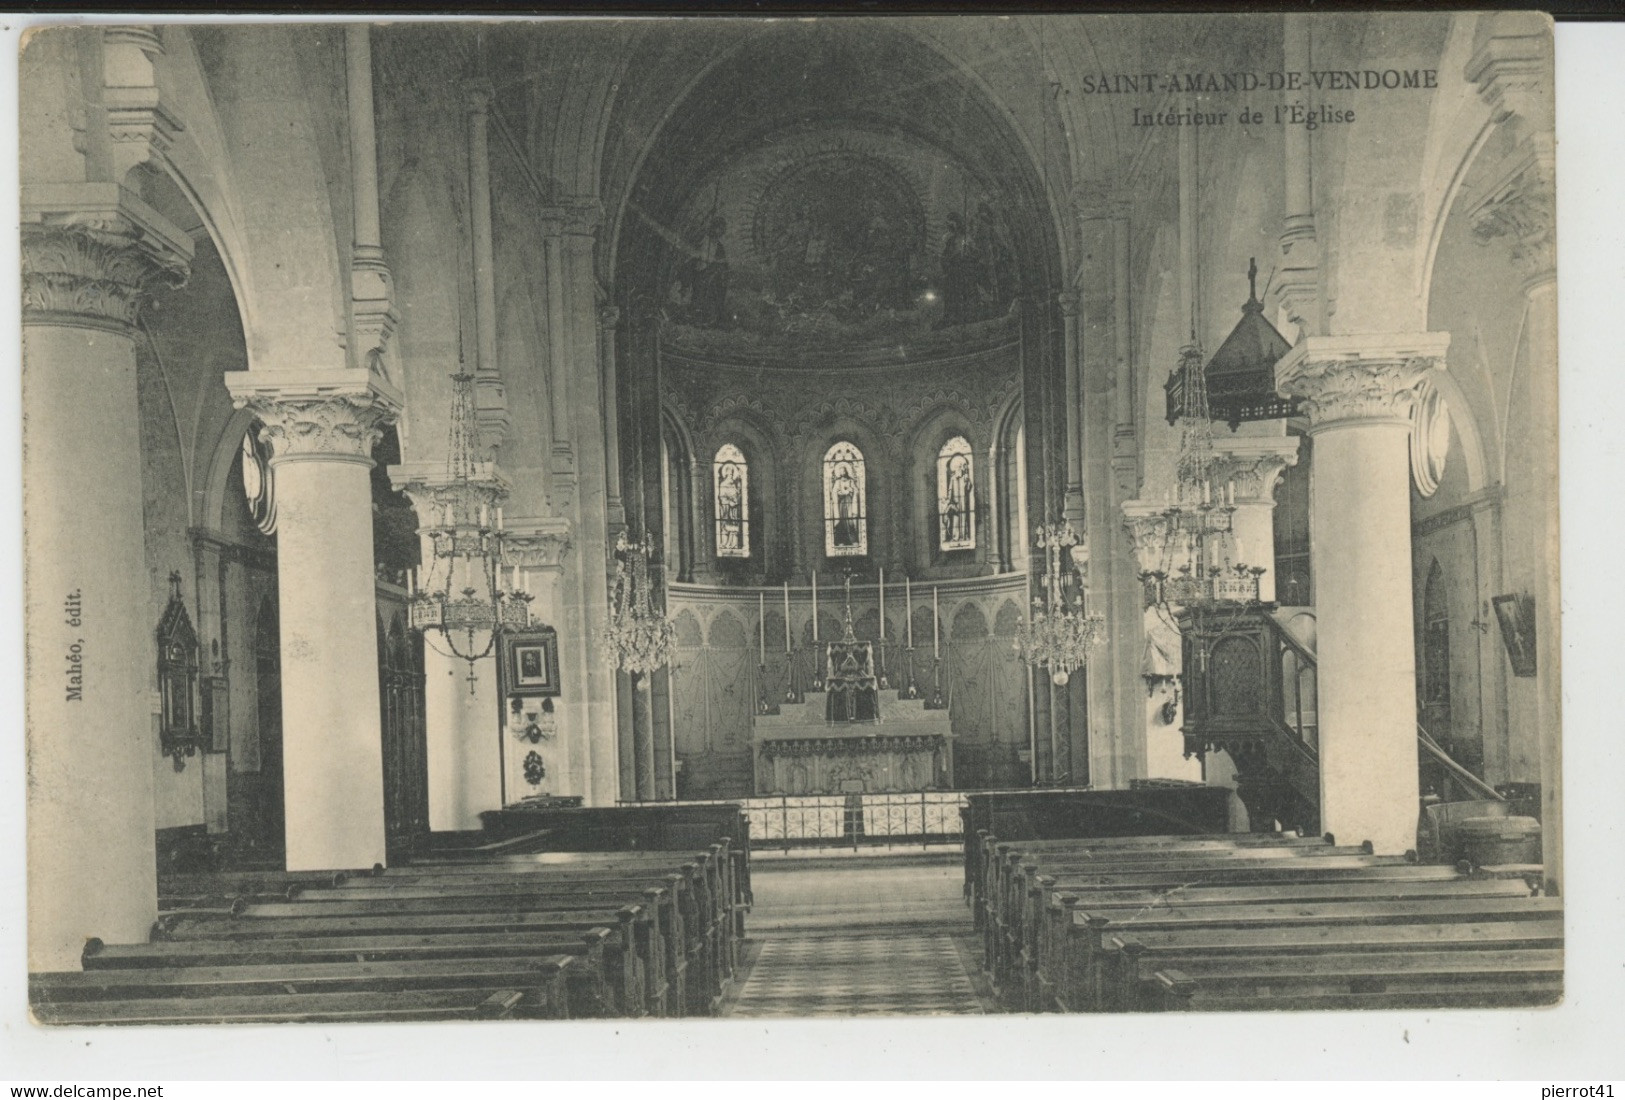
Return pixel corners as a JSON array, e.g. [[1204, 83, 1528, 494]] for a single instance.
[[20, 13, 1563, 1022]]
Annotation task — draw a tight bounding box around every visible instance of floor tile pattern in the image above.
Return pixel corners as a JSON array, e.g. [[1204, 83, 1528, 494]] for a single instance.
[[725, 933, 985, 1017]]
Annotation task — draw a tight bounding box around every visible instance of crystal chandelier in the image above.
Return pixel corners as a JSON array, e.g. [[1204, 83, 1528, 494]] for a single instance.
[[1141, 344, 1266, 608], [600, 531, 677, 676], [1014, 520, 1107, 685], [408, 370, 531, 686]]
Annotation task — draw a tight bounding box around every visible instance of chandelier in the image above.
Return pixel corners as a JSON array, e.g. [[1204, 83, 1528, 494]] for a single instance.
[[1141, 343, 1266, 609], [408, 370, 530, 686], [600, 531, 677, 677], [1014, 520, 1107, 685]]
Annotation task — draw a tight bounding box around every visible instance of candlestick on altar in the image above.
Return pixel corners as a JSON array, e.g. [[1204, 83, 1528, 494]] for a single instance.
[[783, 582, 791, 652], [758, 592, 766, 663], [811, 572, 819, 642], [878, 567, 886, 638], [905, 576, 914, 647], [933, 586, 940, 659]]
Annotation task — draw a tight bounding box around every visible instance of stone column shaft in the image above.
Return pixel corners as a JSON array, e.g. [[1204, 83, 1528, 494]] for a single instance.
[[23, 194, 191, 970], [1277, 334, 1449, 855], [390, 460, 512, 830], [228, 369, 402, 871]]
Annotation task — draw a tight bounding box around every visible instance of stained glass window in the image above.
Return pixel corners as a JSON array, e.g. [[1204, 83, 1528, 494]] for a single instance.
[[937, 435, 975, 551], [713, 443, 749, 558], [823, 441, 867, 557]]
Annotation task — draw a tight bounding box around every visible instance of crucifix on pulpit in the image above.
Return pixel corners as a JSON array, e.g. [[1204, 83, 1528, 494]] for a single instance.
[[825, 572, 880, 722]]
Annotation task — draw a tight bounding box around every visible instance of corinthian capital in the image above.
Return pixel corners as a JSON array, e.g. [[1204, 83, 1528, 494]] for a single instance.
[[501, 518, 575, 572], [21, 183, 192, 331], [1207, 438, 1302, 505], [1120, 500, 1175, 575], [1275, 334, 1450, 430], [226, 369, 403, 465], [1469, 153, 1555, 285]]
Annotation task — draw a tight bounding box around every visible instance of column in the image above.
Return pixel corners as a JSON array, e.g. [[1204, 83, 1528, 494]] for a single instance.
[[465, 79, 509, 450], [1469, 142, 1558, 888], [1121, 503, 1205, 787], [1276, 333, 1450, 854], [345, 25, 398, 377], [227, 369, 403, 871], [1208, 438, 1301, 603], [23, 191, 192, 970], [390, 460, 512, 830], [1057, 288, 1084, 525]]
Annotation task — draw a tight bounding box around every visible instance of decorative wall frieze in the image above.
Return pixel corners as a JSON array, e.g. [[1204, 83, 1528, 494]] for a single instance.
[[1206, 438, 1301, 504], [1274, 334, 1451, 429], [227, 369, 403, 464], [21, 184, 193, 331], [1469, 153, 1555, 286]]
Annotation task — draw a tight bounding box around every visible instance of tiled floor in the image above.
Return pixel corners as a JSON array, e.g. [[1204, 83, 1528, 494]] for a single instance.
[[726, 933, 987, 1017], [722, 852, 999, 1016]]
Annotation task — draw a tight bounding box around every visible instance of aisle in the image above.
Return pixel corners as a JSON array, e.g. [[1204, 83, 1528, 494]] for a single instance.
[[722, 850, 998, 1017]]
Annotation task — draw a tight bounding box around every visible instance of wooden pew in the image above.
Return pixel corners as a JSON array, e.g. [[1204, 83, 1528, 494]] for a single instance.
[[372, 857, 727, 1013], [288, 878, 690, 1016], [412, 842, 741, 976], [1058, 894, 1563, 1013], [155, 904, 654, 1018], [1013, 858, 1535, 1001], [986, 843, 1387, 993], [1145, 946, 1564, 1011], [31, 987, 529, 1026], [961, 787, 1233, 923], [32, 954, 576, 1020], [1034, 875, 1536, 1012], [395, 848, 738, 1005], [1108, 916, 1565, 1012], [82, 929, 617, 1019]]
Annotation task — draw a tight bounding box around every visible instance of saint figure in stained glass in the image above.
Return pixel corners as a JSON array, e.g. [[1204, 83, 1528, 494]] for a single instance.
[[937, 435, 975, 550], [823, 441, 867, 557], [714, 443, 749, 558]]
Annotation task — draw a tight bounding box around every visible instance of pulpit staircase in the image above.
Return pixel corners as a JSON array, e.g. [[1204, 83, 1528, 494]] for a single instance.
[[1178, 606, 1506, 841]]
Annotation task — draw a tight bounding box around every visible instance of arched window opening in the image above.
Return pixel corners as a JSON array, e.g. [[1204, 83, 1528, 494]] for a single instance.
[[713, 443, 750, 558], [937, 435, 975, 551], [823, 441, 867, 557]]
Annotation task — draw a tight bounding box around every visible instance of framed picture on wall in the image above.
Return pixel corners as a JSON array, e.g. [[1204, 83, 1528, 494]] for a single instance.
[[1492, 593, 1537, 678], [503, 628, 561, 697]]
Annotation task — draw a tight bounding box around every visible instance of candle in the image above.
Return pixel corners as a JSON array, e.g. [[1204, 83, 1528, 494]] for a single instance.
[[758, 592, 766, 663], [496, 506, 504, 530], [878, 567, 886, 639], [407, 567, 416, 596], [783, 582, 791, 652], [906, 577, 914, 647], [933, 586, 940, 659], [480, 502, 489, 528], [510, 565, 519, 590], [811, 572, 819, 642], [521, 569, 530, 595]]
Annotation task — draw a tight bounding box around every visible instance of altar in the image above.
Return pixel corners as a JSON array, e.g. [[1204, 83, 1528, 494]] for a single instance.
[[749, 578, 954, 795], [751, 691, 954, 795]]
